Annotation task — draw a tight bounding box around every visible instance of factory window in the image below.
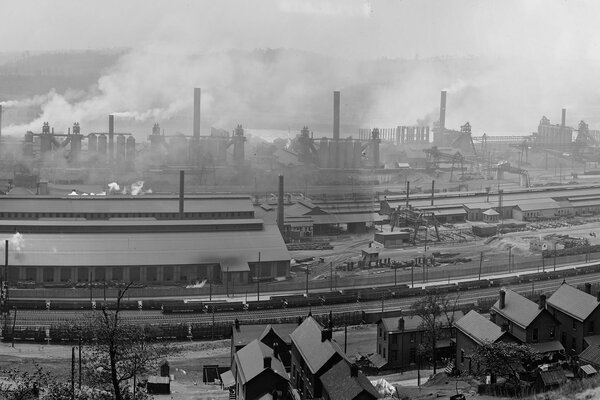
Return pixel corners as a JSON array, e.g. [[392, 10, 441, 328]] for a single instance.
[[276, 263, 287, 277], [43, 268, 53, 282], [60, 267, 70, 282], [112, 267, 123, 282], [164, 266, 174, 281]]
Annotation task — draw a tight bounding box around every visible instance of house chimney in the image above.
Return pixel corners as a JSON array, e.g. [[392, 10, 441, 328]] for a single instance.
[[398, 317, 404, 331], [263, 356, 272, 369], [193, 88, 201, 142], [321, 329, 332, 342], [179, 170, 184, 219], [439, 90, 447, 132], [277, 175, 284, 235], [499, 289, 506, 310], [539, 294, 547, 310], [585, 283, 592, 294], [350, 364, 359, 377]]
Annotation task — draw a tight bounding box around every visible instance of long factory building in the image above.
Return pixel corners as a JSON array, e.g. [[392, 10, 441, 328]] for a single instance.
[[0, 195, 290, 285]]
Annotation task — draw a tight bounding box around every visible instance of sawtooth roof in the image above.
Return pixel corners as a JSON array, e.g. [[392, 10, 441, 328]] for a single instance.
[[492, 289, 544, 329], [547, 283, 600, 322]]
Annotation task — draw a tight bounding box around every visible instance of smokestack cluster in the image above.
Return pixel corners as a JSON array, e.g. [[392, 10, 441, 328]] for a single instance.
[[439, 90, 447, 132], [277, 175, 284, 235], [108, 114, 114, 163], [179, 170, 185, 219], [193, 88, 201, 142]]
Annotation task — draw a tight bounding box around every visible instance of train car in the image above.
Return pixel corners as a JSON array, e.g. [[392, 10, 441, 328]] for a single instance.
[[424, 283, 457, 294], [489, 276, 519, 287], [205, 301, 245, 313], [7, 299, 47, 310], [457, 280, 490, 291], [246, 299, 282, 311]]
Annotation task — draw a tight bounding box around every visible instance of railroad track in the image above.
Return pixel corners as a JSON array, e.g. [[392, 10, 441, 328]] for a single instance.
[[9, 271, 600, 327]]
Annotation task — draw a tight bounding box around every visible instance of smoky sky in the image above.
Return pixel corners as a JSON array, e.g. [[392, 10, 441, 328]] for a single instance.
[[2, 0, 599, 60], [2, 0, 600, 138]]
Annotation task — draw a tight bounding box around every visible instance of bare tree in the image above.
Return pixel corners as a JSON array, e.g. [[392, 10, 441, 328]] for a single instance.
[[412, 292, 460, 374], [82, 283, 176, 400]]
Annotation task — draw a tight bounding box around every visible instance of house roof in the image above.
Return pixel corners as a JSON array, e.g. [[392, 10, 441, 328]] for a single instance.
[[483, 209, 499, 216], [233, 340, 288, 385], [515, 201, 559, 212], [232, 323, 298, 348], [580, 345, 600, 367], [581, 364, 597, 375], [491, 289, 543, 329], [547, 283, 600, 322], [529, 341, 564, 354], [321, 360, 380, 400], [289, 317, 345, 375], [381, 311, 464, 334], [454, 310, 507, 345], [585, 335, 600, 347], [539, 369, 567, 386]]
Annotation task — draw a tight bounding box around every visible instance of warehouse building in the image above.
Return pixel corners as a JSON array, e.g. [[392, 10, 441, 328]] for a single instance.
[[0, 195, 290, 285]]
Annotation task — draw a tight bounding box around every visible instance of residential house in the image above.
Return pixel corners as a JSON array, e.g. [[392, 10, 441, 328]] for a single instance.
[[230, 339, 290, 400], [289, 316, 378, 400], [231, 321, 297, 371], [320, 360, 380, 400], [373, 311, 464, 371], [490, 289, 562, 353], [546, 283, 600, 355], [454, 310, 515, 373]]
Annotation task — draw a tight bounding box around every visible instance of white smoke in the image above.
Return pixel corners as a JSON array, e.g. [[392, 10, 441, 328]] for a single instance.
[[107, 182, 120, 193], [130, 181, 144, 195], [1, 233, 25, 256]]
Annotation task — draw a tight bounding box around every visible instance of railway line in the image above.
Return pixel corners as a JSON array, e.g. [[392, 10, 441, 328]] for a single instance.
[[8, 268, 600, 328]]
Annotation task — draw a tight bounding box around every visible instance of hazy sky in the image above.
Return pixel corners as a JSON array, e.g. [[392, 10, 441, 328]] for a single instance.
[[2, 0, 599, 60]]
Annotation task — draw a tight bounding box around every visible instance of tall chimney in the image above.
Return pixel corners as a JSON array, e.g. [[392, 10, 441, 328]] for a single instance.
[[585, 282, 592, 294], [539, 294, 547, 310], [499, 289, 506, 309], [108, 114, 114, 163], [179, 170, 185, 219], [561, 108, 566, 127], [0, 104, 2, 142], [193, 88, 201, 142], [277, 175, 284, 235], [439, 90, 447, 132], [333, 91, 340, 141]]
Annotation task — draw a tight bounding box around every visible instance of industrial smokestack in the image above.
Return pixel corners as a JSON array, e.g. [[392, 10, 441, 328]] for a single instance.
[[277, 175, 284, 236], [333, 91, 340, 140], [561, 108, 566, 127], [179, 170, 184, 219], [108, 114, 114, 163], [193, 88, 201, 141], [0, 105, 2, 142], [439, 91, 447, 131]]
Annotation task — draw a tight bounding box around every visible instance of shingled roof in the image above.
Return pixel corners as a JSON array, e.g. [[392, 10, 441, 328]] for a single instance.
[[454, 310, 508, 345], [321, 360, 380, 400], [547, 283, 600, 322], [580, 345, 600, 368], [492, 289, 544, 329], [380, 311, 464, 333], [232, 323, 297, 348], [233, 340, 288, 385], [290, 317, 345, 375]]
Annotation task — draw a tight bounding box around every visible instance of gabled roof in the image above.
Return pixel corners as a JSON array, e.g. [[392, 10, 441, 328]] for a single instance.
[[232, 323, 297, 348], [492, 289, 544, 329], [233, 340, 288, 385], [454, 310, 507, 345], [290, 317, 345, 375], [547, 283, 600, 322], [321, 360, 380, 400], [580, 345, 600, 367], [538, 369, 567, 386], [483, 209, 499, 216], [380, 311, 464, 334]]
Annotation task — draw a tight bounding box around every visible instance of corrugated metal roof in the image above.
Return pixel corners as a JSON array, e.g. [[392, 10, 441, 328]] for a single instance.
[[2, 224, 289, 267], [580, 346, 600, 367], [547, 283, 600, 322], [454, 310, 506, 345], [0, 195, 255, 214], [492, 289, 543, 329]]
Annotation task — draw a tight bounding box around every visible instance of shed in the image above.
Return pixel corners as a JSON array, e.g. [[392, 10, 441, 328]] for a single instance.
[[147, 376, 170, 395], [374, 231, 411, 248]]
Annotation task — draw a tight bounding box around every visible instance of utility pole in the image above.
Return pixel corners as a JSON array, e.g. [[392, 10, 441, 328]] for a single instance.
[[330, 262, 333, 292], [344, 323, 348, 353], [71, 347, 75, 400], [394, 266, 397, 287], [257, 252, 260, 301], [209, 280, 212, 302], [411, 261, 414, 289], [78, 336, 82, 390], [478, 252, 483, 280], [508, 246, 512, 273], [306, 266, 309, 297], [553, 243, 557, 272]]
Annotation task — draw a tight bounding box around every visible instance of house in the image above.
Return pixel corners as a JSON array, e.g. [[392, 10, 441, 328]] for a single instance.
[[482, 209, 499, 223], [546, 283, 600, 355], [289, 316, 377, 400], [230, 321, 297, 370], [320, 360, 380, 400], [454, 310, 515, 373], [230, 339, 290, 400], [490, 289, 562, 349], [373, 311, 464, 371]]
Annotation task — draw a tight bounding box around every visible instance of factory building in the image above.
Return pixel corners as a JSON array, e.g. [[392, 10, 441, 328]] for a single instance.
[[0, 195, 290, 285]]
